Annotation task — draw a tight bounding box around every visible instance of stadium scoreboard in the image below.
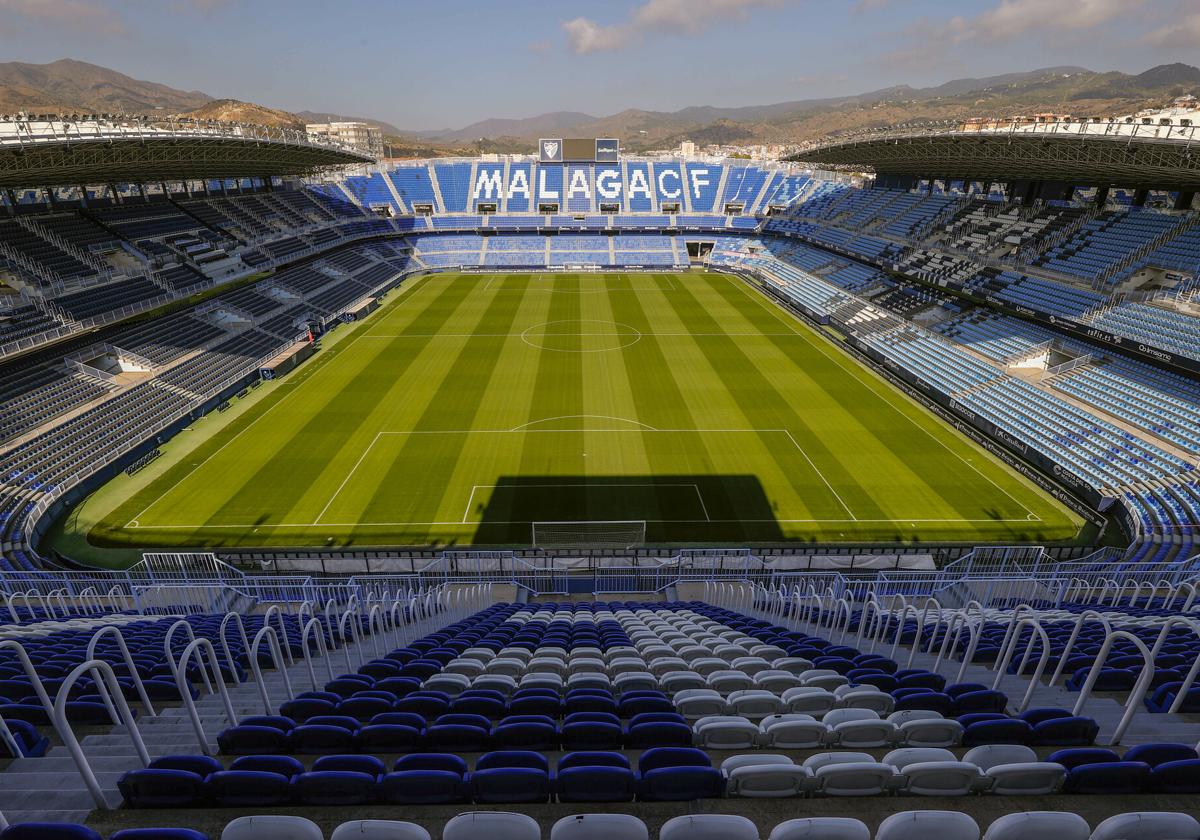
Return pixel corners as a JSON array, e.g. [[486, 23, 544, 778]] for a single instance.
[[540, 138, 620, 163]]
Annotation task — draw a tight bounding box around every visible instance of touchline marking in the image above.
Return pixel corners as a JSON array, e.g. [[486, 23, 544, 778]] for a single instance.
[[124, 275, 436, 527], [315, 432, 382, 524], [358, 332, 801, 338], [781, 429, 857, 521], [130, 516, 1046, 530], [725, 274, 1042, 519]]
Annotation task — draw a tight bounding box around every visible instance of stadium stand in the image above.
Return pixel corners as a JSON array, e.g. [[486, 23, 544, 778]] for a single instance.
[[3, 583, 1200, 838]]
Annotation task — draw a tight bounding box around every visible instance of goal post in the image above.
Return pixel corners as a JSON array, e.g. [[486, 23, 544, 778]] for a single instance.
[[532, 520, 647, 549]]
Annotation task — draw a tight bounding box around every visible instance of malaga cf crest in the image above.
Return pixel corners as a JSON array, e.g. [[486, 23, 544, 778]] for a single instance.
[[540, 139, 563, 162]]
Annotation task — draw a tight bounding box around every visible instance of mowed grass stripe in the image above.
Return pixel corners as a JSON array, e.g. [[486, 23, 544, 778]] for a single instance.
[[134, 276, 447, 531], [693, 275, 956, 524], [354, 276, 529, 528], [302, 276, 495, 527], [578, 276, 666, 526], [720, 274, 1046, 525], [666, 275, 882, 522], [85, 271, 1083, 550], [447, 275, 557, 534], [616, 275, 833, 529]]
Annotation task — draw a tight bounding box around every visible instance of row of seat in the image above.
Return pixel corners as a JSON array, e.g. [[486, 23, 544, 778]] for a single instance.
[[122, 739, 1200, 808], [7, 810, 1200, 840]]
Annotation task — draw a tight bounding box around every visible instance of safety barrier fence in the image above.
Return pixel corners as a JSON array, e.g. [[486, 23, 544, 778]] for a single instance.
[[0, 582, 491, 812], [2, 545, 1196, 621]]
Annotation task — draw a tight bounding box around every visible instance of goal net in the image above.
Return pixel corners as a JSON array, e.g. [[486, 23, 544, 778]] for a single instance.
[[532, 521, 647, 549]]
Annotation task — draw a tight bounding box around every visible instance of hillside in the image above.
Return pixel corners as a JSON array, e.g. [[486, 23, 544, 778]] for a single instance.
[[0, 58, 212, 113], [423, 64, 1200, 151], [3, 59, 1196, 157], [186, 99, 304, 129]]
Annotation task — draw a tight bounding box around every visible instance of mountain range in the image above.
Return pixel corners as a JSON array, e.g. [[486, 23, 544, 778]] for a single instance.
[[2, 59, 1198, 156]]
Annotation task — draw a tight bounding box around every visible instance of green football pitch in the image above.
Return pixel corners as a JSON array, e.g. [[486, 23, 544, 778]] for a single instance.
[[84, 271, 1083, 550]]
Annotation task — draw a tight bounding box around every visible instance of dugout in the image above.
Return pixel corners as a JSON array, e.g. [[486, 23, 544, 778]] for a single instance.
[[259, 339, 316, 381]]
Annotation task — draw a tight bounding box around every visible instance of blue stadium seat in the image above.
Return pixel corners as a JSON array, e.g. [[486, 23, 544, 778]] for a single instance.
[[117, 755, 221, 808], [208, 755, 300, 807], [0, 827, 104, 840], [287, 723, 356, 754], [557, 751, 638, 803], [638, 747, 724, 801], [962, 719, 1034, 746], [218, 724, 288, 755], [355, 723, 423, 752], [293, 755, 385, 805], [470, 751, 553, 803], [1033, 716, 1099, 745], [1063, 761, 1151, 794], [379, 754, 470, 804]]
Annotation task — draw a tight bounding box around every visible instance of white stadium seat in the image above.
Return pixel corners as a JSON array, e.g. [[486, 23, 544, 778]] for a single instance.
[[694, 714, 760, 749], [759, 713, 829, 749], [1088, 812, 1200, 840], [836, 687, 895, 714], [549, 814, 649, 840], [876, 811, 980, 840], [222, 816, 324, 840], [983, 761, 1067, 795], [768, 818, 871, 840], [708, 669, 755, 693], [824, 708, 896, 747], [774, 657, 815, 675], [673, 688, 728, 718], [813, 760, 897, 796], [982, 812, 1090, 840], [962, 744, 1038, 771], [660, 815, 760, 840], [727, 762, 814, 798], [331, 820, 431, 840], [442, 811, 541, 840], [754, 670, 804, 693], [727, 689, 784, 717], [782, 686, 838, 716]]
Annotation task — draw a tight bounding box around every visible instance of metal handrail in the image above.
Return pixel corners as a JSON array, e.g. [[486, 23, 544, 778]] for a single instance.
[[1071, 629, 1155, 745], [85, 625, 156, 718], [992, 616, 1052, 713], [174, 637, 237, 755], [248, 625, 293, 715], [54, 659, 150, 808], [301, 616, 334, 692]]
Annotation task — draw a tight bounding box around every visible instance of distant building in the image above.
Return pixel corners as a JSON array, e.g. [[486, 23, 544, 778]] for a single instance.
[[305, 121, 384, 159], [679, 140, 696, 157]]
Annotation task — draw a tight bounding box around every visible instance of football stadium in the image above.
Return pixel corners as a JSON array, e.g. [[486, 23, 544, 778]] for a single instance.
[[2, 3, 1200, 838]]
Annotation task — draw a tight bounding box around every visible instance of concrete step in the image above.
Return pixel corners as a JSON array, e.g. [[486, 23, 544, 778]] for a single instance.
[[7, 755, 140, 773], [81, 733, 215, 749], [0, 771, 127, 790], [0, 787, 119, 810], [1, 810, 93, 825]]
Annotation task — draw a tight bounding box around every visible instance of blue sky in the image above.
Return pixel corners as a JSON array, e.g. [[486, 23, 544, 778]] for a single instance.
[[0, 0, 1196, 131]]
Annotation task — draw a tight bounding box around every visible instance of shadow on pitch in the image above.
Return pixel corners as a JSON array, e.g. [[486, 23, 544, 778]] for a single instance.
[[470, 474, 784, 545]]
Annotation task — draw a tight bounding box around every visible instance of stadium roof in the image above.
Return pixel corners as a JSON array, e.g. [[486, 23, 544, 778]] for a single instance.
[[0, 116, 373, 189], [788, 118, 1200, 190]]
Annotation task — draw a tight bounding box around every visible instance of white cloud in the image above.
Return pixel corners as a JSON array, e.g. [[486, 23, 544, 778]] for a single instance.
[[1141, 9, 1200, 48], [0, 0, 125, 33], [563, 0, 787, 54], [943, 0, 1142, 43]]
